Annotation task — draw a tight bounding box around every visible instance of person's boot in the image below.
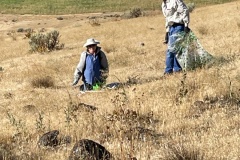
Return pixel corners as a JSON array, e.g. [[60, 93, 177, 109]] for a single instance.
[[85, 83, 93, 90], [79, 84, 85, 91]]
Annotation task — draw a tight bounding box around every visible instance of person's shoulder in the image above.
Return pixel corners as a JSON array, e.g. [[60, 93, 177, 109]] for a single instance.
[[80, 51, 87, 57], [99, 50, 107, 56], [97, 47, 105, 54], [81, 51, 87, 55], [97, 46, 102, 51], [176, 0, 185, 3]]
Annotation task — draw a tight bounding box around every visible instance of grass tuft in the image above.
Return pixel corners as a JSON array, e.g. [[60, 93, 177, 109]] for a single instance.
[[164, 143, 204, 160], [197, 26, 208, 35], [31, 76, 55, 88]]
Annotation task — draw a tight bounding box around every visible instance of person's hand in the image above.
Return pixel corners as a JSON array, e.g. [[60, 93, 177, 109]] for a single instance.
[[163, 32, 169, 44], [101, 71, 108, 80], [184, 26, 191, 33], [72, 77, 79, 86]]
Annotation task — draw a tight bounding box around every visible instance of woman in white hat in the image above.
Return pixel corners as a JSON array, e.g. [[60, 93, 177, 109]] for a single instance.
[[72, 38, 109, 91]]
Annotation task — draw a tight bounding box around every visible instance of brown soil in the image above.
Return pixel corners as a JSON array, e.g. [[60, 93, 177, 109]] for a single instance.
[[0, 12, 124, 31]]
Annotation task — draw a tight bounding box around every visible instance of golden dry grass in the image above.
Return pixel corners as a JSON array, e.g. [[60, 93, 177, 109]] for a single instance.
[[0, 2, 240, 160]]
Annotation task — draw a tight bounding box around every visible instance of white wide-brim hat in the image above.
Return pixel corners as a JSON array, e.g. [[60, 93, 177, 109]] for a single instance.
[[83, 38, 100, 47]]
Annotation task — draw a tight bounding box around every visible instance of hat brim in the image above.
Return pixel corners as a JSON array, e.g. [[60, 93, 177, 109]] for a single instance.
[[83, 41, 100, 47]]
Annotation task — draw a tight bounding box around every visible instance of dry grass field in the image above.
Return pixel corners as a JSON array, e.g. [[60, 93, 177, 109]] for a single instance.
[[0, 1, 240, 160]]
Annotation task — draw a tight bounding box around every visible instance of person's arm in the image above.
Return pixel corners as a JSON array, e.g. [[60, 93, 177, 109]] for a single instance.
[[72, 52, 86, 85], [99, 51, 109, 81], [163, 32, 169, 44], [161, 1, 167, 18], [100, 51, 108, 72], [162, 1, 170, 42], [176, 0, 189, 28], [161, 1, 169, 29]]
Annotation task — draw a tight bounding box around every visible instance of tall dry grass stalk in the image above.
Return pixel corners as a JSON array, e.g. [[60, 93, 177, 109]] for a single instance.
[[0, 1, 239, 160]]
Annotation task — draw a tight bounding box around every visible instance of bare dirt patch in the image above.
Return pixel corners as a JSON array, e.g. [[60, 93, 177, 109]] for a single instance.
[[0, 12, 117, 31], [0, 10, 161, 32]]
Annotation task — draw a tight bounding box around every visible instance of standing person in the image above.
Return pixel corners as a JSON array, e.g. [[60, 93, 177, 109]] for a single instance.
[[162, 0, 190, 74], [72, 38, 109, 91]]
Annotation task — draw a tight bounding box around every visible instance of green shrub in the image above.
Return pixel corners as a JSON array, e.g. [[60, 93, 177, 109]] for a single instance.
[[29, 30, 64, 53]]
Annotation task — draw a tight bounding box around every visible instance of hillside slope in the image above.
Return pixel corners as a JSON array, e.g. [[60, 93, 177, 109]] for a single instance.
[[0, 2, 239, 159]]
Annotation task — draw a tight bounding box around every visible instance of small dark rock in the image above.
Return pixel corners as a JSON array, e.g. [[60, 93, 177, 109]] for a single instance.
[[193, 101, 205, 107], [69, 139, 112, 160], [57, 17, 64, 20], [24, 28, 33, 33], [17, 28, 24, 32], [38, 130, 59, 147]]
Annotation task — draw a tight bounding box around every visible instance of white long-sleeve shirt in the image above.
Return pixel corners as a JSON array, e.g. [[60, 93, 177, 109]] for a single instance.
[[162, 0, 189, 31]]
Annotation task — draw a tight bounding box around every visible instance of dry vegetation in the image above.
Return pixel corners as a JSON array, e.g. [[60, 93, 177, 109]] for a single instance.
[[0, 1, 240, 160]]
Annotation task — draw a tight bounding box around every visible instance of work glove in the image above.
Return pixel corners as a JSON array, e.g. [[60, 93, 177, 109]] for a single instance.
[[163, 32, 169, 44], [72, 76, 80, 86], [184, 26, 191, 33], [100, 70, 108, 82]]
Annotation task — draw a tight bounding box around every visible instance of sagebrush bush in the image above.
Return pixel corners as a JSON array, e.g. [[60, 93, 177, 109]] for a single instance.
[[29, 30, 64, 53], [31, 76, 55, 88], [121, 7, 143, 19], [130, 7, 142, 18], [89, 18, 101, 26]]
